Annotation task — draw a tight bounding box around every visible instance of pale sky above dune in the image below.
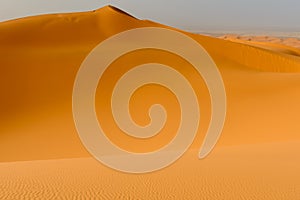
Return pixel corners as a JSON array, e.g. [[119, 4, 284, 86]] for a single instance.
[[0, 0, 300, 32]]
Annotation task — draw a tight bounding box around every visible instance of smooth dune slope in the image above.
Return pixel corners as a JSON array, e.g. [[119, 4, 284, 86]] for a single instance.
[[0, 5, 299, 199]]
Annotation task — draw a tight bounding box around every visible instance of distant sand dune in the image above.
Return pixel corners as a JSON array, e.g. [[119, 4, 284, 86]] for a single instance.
[[220, 34, 300, 55]]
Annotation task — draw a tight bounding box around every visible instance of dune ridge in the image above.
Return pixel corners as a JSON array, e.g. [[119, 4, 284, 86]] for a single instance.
[[1, 6, 300, 72]]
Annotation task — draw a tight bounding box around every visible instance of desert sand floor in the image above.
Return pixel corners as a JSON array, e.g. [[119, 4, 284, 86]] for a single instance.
[[0, 143, 299, 200], [0, 5, 300, 199]]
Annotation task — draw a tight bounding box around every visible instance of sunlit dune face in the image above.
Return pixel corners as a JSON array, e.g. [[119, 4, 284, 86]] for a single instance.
[[95, 49, 210, 153]]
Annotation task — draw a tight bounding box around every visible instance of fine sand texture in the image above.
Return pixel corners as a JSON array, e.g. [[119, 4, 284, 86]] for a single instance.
[[0, 5, 300, 199]]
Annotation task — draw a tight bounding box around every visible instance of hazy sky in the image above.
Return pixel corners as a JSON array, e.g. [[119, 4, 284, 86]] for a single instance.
[[0, 0, 300, 32]]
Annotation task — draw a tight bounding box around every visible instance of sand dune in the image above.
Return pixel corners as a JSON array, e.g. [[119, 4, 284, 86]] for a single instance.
[[220, 34, 300, 56], [0, 5, 300, 199]]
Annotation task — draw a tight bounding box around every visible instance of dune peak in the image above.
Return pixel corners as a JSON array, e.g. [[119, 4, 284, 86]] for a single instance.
[[94, 5, 137, 19]]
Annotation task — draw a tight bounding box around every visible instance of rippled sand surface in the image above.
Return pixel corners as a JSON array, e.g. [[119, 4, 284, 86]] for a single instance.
[[0, 143, 299, 199]]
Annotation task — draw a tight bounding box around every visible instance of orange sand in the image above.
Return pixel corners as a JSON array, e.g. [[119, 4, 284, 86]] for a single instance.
[[0, 5, 299, 199], [220, 34, 300, 56]]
